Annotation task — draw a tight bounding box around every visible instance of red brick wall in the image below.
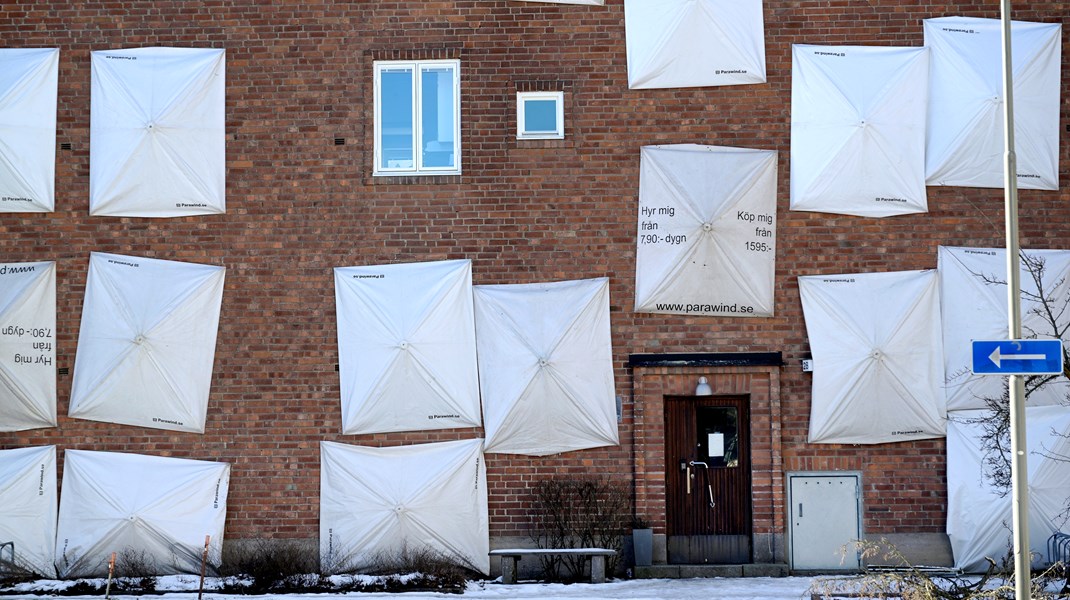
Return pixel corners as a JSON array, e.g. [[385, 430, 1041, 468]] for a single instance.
[[1, 0, 1068, 546]]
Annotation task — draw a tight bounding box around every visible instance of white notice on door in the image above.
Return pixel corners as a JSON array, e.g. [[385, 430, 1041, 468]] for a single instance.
[[708, 433, 725, 458]]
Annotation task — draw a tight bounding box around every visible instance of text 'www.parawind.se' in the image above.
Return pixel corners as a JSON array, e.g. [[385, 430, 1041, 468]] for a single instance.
[[655, 303, 755, 314]]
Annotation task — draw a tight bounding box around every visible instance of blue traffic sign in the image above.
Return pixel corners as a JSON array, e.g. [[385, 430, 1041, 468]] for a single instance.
[[971, 339, 1064, 375]]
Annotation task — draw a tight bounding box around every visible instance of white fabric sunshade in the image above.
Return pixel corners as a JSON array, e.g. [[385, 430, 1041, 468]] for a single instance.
[[800, 270, 946, 444], [0, 446, 57, 577], [68, 252, 225, 433], [0, 48, 58, 213], [947, 406, 1070, 572], [474, 278, 618, 456], [635, 144, 777, 318], [939, 246, 1070, 411], [925, 17, 1061, 190], [624, 0, 766, 89], [55, 450, 230, 578], [320, 439, 489, 575], [790, 44, 929, 217], [0, 261, 56, 431], [334, 259, 481, 434], [90, 47, 226, 217]]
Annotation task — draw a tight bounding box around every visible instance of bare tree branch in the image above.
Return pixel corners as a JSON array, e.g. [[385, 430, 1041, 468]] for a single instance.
[[967, 252, 1070, 496]]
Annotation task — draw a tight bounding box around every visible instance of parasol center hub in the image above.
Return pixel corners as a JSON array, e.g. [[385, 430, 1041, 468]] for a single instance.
[[134, 334, 146, 345], [399, 341, 409, 350], [538, 358, 549, 367], [702, 222, 712, 232]]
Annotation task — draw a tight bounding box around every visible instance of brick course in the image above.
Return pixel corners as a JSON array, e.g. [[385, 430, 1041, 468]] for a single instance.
[[1, 0, 1068, 551]]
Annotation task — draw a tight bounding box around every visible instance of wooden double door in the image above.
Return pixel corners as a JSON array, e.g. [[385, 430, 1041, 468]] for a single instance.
[[664, 394, 752, 564]]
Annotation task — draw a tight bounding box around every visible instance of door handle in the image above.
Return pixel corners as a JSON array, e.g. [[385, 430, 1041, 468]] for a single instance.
[[799, 503, 803, 518], [686, 464, 692, 495]]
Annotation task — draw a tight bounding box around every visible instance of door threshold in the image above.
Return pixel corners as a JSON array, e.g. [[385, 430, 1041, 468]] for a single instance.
[[633, 563, 789, 579]]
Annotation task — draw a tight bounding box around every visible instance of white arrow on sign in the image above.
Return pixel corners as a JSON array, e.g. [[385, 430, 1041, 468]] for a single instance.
[[989, 346, 1047, 368]]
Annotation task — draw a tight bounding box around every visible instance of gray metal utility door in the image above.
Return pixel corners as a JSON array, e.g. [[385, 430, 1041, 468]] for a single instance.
[[788, 473, 861, 571]]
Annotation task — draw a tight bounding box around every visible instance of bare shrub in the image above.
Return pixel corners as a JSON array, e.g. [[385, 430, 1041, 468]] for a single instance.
[[809, 538, 1070, 600], [363, 546, 470, 590], [218, 540, 469, 594], [97, 548, 159, 594], [0, 554, 40, 585], [529, 476, 630, 581], [112, 547, 160, 578], [220, 539, 317, 593]]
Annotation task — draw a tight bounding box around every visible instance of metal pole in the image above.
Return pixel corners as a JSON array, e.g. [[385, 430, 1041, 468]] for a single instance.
[[999, 2, 1031, 599], [105, 551, 116, 600], [198, 535, 211, 600]]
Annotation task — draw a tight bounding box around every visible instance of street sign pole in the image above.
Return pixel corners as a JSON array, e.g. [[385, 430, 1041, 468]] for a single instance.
[[1000, 1, 1031, 598]]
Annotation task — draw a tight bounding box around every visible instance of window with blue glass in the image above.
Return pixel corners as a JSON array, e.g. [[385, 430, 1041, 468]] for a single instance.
[[374, 60, 460, 176], [516, 91, 564, 140]]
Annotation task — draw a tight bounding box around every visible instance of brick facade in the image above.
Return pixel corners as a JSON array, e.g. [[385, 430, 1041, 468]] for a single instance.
[[1, 0, 1068, 560]]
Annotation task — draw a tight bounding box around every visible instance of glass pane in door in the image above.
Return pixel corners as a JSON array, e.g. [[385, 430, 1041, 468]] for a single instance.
[[697, 406, 738, 468]]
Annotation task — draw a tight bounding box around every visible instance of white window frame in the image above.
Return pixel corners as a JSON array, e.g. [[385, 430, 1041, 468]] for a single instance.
[[516, 91, 565, 140], [373, 59, 461, 177]]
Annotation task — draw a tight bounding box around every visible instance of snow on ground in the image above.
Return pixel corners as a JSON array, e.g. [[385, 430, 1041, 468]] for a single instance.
[[0, 576, 821, 600]]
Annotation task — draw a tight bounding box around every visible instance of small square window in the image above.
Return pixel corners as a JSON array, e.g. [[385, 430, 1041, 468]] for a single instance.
[[374, 59, 461, 176], [517, 91, 564, 140]]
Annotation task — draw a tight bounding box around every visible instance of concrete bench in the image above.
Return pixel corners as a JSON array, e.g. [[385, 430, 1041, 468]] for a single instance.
[[490, 548, 617, 584]]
